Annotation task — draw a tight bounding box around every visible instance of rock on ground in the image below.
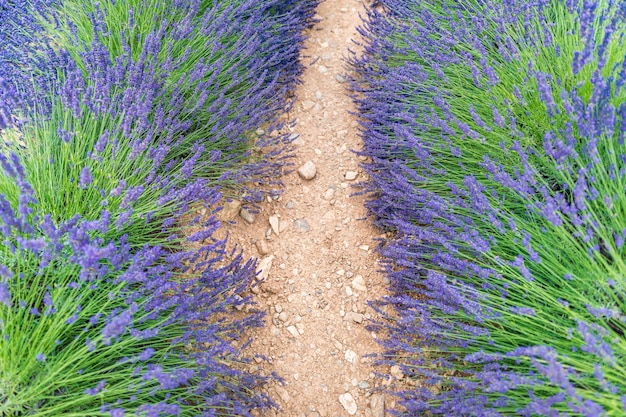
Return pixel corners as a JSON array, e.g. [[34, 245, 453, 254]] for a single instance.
[[339, 392, 358, 415], [369, 393, 385, 417], [218, 200, 241, 221], [298, 161, 317, 180]]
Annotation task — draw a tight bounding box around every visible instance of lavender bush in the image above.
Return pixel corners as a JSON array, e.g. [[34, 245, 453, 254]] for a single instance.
[[0, 152, 266, 415], [353, 0, 626, 415], [2, 0, 317, 203], [0, 0, 316, 414]]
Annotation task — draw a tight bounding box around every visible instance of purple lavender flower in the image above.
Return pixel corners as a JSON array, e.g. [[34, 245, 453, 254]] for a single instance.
[[352, 0, 626, 415], [0, 0, 318, 415], [78, 167, 93, 188], [0, 282, 11, 307], [84, 380, 107, 396], [109, 409, 124, 417]]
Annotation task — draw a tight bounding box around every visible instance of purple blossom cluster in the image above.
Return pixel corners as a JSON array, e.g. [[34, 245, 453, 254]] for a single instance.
[[353, 0, 626, 415], [0, 153, 267, 413], [0, 0, 316, 414], [2, 0, 317, 201]]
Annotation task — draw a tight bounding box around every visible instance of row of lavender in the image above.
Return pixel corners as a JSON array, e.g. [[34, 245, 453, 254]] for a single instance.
[[353, 1, 626, 415], [0, 1, 315, 415]]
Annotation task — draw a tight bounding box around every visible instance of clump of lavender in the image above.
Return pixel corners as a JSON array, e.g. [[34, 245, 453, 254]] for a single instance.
[[0, 152, 269, 415], [0, 0, 319, 243], [353, 0, 626, 415], [3, 0, 317, 203], [0, 0, 317, 414]]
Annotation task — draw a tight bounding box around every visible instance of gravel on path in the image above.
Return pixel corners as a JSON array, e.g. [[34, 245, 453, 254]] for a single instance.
[[221, 1, 395, 415]]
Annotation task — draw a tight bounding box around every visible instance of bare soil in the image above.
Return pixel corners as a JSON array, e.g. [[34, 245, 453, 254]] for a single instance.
[[222, 1, 393, 415]]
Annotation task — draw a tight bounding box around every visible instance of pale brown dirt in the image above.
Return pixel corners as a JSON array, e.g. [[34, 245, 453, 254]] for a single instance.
[[221, 1, 395, 416]]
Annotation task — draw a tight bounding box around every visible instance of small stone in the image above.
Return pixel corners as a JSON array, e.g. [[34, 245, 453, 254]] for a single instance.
[[278, 311, 289, 322], [345, 286, 353, 297], [339, 393, 358, 415], [323, 211, 336, 222], [274, 385, 291, 403], [269, 215, 280, 236], [345, 171, 358, 181], [256, 128, 265, 136], [336, 74, 347, 83], [318, 65, 328, 73], [314, 148, 323, 155], [369, 394, 385, 417], [390, 365, 404, 380], [359, 381, 370, 390], [279, 220, 289, 233], [274, 304, 283, 313], [286, 326, 299, 338], [239, 207, 255, 224], [298, 161, 317, 180], [218, 200, 241, 221], [351, 275, 367, 292], [234, 295, 245, 311], [322, 188, 335, 200], [265, 227, 273, 239], [256, 240, 270, 255], [344, 350, 357, 363], [255, 256, 274, 282], [344, 312, 364, 324], [315, 91, 323, 99], [302, 100, 316, 111], [294, 219, 310, 233], [286, 201, 295, 209]]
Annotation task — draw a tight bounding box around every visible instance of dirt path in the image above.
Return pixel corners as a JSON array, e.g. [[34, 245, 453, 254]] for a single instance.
[[222, 1, 392, 415]]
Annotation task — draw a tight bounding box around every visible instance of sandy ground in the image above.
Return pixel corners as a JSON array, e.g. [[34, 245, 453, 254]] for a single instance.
[[221, 1, 393, 416]]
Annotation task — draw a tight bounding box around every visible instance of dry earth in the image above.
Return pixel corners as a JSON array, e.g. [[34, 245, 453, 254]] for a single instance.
[[220, 1, 395, 416]]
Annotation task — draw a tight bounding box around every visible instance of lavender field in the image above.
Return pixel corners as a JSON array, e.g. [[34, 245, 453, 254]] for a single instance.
[[353, 0, 626, 415], [0, 0, 315, 415], [2, 0, 626, 415]]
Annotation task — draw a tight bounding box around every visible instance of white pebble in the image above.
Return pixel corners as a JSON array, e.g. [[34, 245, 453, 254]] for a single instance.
[[297, 161, 317, 180], [339, 393, 357, 415], [344, 350, 358, 363]]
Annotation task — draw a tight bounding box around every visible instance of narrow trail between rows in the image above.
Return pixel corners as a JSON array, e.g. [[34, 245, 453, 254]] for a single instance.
[[221, 1, 394, 415]]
